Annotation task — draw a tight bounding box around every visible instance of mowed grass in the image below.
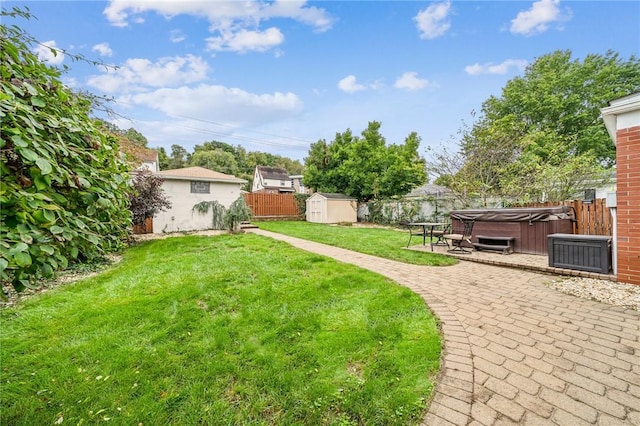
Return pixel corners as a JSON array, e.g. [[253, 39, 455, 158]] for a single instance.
[[1, 234, 441, 425], [257, 221, 457, 266]]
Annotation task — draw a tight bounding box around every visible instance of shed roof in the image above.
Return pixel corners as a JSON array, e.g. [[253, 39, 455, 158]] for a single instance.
[[257, 165, 290, 180], [157, 166, 246, 184], [313, 192, 357, 200]]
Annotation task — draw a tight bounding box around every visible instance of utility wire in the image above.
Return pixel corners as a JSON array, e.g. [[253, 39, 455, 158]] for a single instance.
[[170, 114, 315, 145], [112, 100, 314, 151]]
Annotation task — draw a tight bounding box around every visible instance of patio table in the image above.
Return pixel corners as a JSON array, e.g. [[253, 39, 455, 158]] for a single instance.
[[406, 222, 448, 251]]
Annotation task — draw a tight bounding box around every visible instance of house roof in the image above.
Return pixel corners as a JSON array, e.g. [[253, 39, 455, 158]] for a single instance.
[[256, 165, 290, 180], [406, 183, 452, 197], [157, 166, 246, 184], [137, 148, 159, 162], [601, 92, 640, 142], [118, 139, 158, 170]]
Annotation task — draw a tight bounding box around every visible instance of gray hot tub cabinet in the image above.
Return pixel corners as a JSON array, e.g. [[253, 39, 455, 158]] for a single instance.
[[547, 234, 612, 274]]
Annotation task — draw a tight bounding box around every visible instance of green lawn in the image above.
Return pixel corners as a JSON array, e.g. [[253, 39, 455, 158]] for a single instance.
[[257, 221, 457, 266], [1, 234, 441, 425]]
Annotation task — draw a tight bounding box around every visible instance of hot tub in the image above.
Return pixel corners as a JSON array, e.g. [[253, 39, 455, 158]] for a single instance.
[[450, 206, 574, 255]]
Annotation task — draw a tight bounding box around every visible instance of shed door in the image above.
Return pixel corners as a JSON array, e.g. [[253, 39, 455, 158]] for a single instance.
[[310, 199, 323, 222]]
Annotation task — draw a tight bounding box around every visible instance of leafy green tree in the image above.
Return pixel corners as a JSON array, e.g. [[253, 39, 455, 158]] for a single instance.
[[190, 149, 239, 175], [481, 50, 640, 166], [1, 9, 131, 291], [168, 144, 190, 169], [304, 122, 427, 202], [430, 50, 639, 204], [155, 147, 170, 170], [122, 128, 148, 147]]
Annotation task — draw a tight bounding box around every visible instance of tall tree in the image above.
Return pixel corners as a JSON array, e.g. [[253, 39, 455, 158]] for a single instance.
[[304, 122, 427, 202], [168, 144, 190, 169], [191, 149, 239, 175], [481, 50, 640, 166], [155, 147, 170, 170], [122, 128, 148, 147], [429, 50, 639, 204]]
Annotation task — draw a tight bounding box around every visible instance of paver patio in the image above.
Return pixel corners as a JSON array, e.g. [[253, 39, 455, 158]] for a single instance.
[[252, 229, 640, 425]]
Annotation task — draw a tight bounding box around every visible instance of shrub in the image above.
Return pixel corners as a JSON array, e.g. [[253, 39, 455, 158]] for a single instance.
[[0, 9, 131, 292], [224, 196, 253, 231], [128, 170, 171, 226], [192, 201, 226, 230]]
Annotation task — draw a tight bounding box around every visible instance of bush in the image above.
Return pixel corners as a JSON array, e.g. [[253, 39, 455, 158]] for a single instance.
[[192, 200, 226, 230], [129, 170, 171, 226], [0, 9, 132, 292], [224, 196, 253, 231]]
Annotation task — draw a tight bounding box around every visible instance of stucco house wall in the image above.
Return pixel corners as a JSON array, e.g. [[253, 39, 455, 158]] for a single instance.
[[602, 92, 640, 285], [153, 167, 246, 233]]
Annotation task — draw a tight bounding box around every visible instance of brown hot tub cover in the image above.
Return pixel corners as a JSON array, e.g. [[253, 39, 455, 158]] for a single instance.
[[450, 206, 572, 222]]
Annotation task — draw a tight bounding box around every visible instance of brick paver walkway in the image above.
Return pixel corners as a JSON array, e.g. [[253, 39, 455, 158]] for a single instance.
[[252, 229, 640, 425]]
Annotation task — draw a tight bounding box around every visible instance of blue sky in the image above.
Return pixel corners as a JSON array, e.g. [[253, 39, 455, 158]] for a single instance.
[[10, 0, 640, 162]]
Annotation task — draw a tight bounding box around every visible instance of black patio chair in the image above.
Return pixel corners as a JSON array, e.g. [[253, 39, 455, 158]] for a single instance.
[[431, 223, 451, 248], [443, 219, 475, 254]]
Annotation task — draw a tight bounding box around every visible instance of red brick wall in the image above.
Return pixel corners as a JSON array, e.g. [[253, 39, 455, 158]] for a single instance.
[[616, 125, 640, 285]]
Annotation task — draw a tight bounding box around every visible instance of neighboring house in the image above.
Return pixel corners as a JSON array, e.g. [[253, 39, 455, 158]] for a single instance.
[[306, 193, 357, 224], [153, 166, 247, 233], [404, 183, 459, 221], [119, 141, 159, 172], [577, 169, 616, 200], [289, 175, 310, 194], [137, 148, 159, 172], [252, 166, 294, 193], [601, 92, 640, 285]]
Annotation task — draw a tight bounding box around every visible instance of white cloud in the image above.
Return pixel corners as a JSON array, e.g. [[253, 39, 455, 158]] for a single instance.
[[465, 59, 528, 75], [169, 30, 186, 43], [87, 55, 209, 93], [414, 1, 452, 40], [120, 84, 303, 126], [92, 42, 113, 57], [338, 75, 368, 94], [394, 72, 432, 90], [510, 0, 567, 36], [103, 0, 334, 52], [260, 0, 334, 32], [206, 27, 284, 53], [33, 40, 65, 65]]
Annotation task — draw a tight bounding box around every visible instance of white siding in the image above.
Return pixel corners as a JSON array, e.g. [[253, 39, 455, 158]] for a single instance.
[[252, 168, 262, 192], [153, 179, 244, 233]]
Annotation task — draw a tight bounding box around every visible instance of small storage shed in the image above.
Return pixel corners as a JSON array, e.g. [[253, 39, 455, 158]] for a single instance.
[[306, 193, 357, 224], [451, 206, 575, 255]]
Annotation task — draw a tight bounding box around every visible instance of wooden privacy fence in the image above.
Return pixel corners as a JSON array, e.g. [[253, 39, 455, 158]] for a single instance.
[[243, 193, 301, 219], [132, 217, 153, 234], [522, 198, 612, 236]]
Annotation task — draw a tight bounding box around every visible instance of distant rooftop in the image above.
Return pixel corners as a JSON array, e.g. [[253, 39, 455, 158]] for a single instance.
[[257, 165, 290, 181], [157, 166, 246, 183]]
